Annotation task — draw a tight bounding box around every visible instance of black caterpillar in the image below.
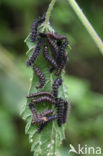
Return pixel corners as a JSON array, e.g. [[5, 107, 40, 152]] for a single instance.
[[40, 109, 54, 117], [31, 14, 45, 42], [33, 64, 45, 89], [26, 38, 44, 66], [63, 101, 69, 123], [46, 32, 66, 40], [56, 53, 67, 76], [55, 61, 65, 76], [27, 91, 54, 98], [26, 15, 70, 133], [29, 103, 55, 123], [29, 103, 39, 124], [53, 78, 62, 98], [47, 36, 58, 58], [32, 96, 56, 104], [43, 46, 58, 69], [57, 39, 68, 65], [38, 115, 57, 133], [56, 98, 64, 127]]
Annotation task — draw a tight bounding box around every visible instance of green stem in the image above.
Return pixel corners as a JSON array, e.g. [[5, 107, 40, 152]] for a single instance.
[[67, 0, 103, 54], [44, 0, 57, 29]]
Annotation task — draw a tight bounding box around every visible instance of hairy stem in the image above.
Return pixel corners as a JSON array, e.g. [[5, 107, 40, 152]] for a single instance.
[[67, 0, 103, 54], [44, 0, 57, 29]]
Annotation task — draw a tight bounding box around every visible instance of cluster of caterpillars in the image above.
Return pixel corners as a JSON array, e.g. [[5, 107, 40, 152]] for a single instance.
[[26, 14, 70, 133]]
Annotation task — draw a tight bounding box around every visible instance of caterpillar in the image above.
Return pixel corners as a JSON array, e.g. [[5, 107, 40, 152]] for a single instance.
[[57, 40, 62, 47], [38, 115, 57, 133], [46, 32, 67, 40], [38, 110, 55, 124], [38, 122, 47, 133], [63, 101, 69, 123], [29, 103, 39, 124], [40, 109, 54, 117], [52, 78, 62, 98], [33, 64, 45, 89], [29, 103, 55, 124], [55, 60, 66, 76], [32, 96, 56, 104], [43, 46, 58, 69], [26, 38, 44, 66], [57, 39, 68, 65], [39, 32, 47, 38], [31, 14, 45, 42], [27, 92, 54, 98], [47, 36, 58, 58], [29, 103, 45, 124], [56, 98, 64, 127]]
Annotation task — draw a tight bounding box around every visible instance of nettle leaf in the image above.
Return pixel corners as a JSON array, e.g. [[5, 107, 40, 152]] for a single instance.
[[22, 26, 69, 156]]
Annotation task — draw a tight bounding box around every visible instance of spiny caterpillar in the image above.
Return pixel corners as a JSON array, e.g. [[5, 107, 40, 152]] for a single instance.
[[53, 78, 62, 98], [56, 98, 64, 127], [26, 14, 70, 133], [43, 46, 58, 69], [32, 96, 56, 105], [57, 39, 68, 65], [33, 64, 45, 89], [55, 61, 65, 76], [31, 14, 45, 42], [29, 103, 56, 129], [27, 91, 54, 98], [26, 38, 44, 66], [63, 101, 69, 123], [47, 36, 59, 58], [38, 115, 57, 133], [46, 32, 67, 40]]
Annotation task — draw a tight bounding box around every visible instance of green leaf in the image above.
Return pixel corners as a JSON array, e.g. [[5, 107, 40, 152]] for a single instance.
[[22, 27, 69, 156]]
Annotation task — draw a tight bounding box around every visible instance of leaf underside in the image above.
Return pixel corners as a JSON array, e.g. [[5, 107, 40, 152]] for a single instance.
[[22, 26, 69, 156]]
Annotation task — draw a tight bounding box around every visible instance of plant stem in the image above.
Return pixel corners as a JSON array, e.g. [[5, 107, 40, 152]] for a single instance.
[[44, 0, 57, 29], [67, 0, 103, 54]]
